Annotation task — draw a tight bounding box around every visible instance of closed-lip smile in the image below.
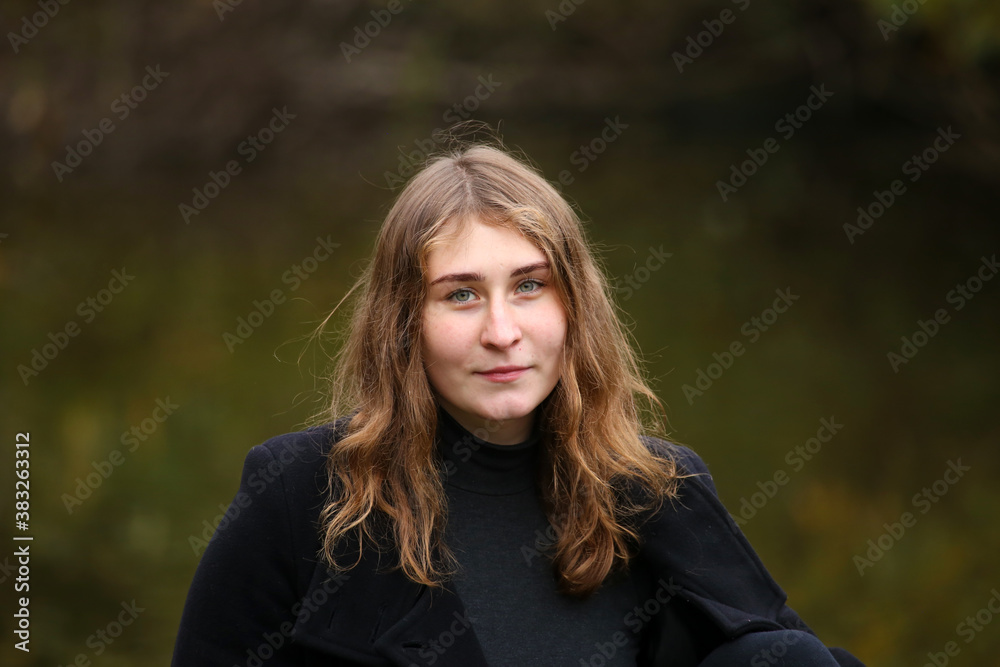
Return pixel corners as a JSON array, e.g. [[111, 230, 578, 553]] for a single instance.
[[476, 366, 530, 382], [478, 365, 529, 374]]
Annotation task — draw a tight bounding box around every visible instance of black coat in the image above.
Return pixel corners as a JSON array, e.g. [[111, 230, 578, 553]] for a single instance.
[[172, 420, 864, 666]]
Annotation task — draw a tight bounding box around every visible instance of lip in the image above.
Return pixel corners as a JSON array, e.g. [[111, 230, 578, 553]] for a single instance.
[[476, 366, 529, 382]]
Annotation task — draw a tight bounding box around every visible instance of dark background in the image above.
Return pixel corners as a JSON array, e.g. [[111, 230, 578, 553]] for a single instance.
[[2, 0, 999, 664]]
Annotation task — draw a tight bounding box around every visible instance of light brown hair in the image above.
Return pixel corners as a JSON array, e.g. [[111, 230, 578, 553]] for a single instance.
[[315, 138, 680, 596]]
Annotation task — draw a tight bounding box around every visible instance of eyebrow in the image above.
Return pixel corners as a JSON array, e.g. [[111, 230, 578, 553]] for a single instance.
[[428, 261, 550, 287]]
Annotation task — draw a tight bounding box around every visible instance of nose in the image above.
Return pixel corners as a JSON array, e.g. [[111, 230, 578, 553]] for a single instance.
[[481, 298, 522, 349]]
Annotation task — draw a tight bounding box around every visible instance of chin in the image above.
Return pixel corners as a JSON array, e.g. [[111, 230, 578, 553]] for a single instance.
[[475, 397, 539, 422]]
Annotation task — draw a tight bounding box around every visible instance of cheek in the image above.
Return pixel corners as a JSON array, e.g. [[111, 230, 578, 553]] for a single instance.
[[536, 305, 568, 358], [423, 318, 470, 367]]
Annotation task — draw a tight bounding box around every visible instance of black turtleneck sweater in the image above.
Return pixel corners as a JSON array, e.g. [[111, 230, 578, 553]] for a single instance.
[[435, 405, 646, 666]]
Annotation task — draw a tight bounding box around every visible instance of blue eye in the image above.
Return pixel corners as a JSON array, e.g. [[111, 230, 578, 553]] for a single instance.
[[445, 279, 544, 303], [450, 289, 474, 303], [517, 279, 543, 293]]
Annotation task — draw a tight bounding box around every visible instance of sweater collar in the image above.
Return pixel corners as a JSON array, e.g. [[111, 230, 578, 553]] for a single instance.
[[435, 404, 541, 496]]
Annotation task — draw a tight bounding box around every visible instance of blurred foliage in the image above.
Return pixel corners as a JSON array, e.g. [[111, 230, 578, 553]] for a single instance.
[[2, 0, 1000, 665]]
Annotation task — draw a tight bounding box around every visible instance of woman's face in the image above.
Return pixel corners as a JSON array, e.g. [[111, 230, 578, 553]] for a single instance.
[[421, 218, 567, 445]]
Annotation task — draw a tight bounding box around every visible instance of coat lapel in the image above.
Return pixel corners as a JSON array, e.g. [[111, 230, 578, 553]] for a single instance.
[[638, 477, 789, 637], [290, 548, 489, 666]]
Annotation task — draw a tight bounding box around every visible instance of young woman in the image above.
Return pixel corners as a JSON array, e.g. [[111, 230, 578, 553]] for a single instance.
[[172, 141, 864, 666]]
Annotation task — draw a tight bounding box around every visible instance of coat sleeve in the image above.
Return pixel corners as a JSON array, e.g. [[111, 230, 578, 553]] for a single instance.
[[171, 440, 318, 666], [650, 440, 865, 667]]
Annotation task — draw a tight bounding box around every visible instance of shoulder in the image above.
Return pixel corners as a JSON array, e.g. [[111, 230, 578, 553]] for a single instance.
[[197, 419, 351, 579], [225, 417, 352, 542], [174, 418, 351, 661], [639, 434, 720, 497], [241, 417, 350, 485], [247, 420, 343, 468], [254, 416, 351, 459]]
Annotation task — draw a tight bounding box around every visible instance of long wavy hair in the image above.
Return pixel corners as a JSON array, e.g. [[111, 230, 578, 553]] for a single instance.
[[314, 139, 681, 597]]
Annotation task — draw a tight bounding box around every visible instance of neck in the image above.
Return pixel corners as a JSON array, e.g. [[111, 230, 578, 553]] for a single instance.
[[435, 402, 535, 445], [435, 404, 541, 495]]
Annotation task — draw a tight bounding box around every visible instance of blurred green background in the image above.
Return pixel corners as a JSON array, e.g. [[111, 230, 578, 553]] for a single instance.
[[2, 0, 999, 664]]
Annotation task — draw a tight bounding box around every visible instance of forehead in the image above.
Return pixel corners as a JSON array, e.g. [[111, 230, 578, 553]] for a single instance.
[[423, 217, 543, 272]]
